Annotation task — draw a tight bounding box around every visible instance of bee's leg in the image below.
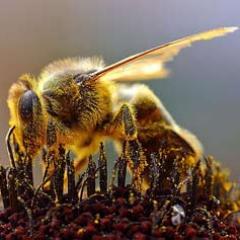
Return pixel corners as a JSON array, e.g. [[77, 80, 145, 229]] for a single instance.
[[45, 121, 90, 189], [45, 121, 97, 190], [106, 104, 147, 189], [110, 104, 137, 140], [42, 119, 63, 191]]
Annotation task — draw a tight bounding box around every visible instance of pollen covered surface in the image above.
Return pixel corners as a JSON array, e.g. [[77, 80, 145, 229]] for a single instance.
[[0, 140, 240, 239]]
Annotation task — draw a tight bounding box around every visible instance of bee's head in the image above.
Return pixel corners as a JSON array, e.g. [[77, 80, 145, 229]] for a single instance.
[[8, 74, 45, 155]]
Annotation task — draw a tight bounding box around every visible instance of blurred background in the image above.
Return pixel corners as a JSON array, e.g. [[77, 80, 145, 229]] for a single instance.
[[0, 1, 240, 179]]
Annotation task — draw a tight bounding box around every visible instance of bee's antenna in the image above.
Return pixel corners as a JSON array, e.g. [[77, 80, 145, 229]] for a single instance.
[[6, 126, 16, 168]]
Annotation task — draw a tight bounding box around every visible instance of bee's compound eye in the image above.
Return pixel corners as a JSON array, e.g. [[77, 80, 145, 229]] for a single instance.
[[19, 90, 39, 120]]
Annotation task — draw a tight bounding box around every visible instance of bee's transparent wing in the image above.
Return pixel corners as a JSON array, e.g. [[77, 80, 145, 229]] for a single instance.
[[94, 27, 238, 82]]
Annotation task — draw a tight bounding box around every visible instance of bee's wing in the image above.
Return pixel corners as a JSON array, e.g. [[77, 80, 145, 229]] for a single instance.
[[94, 27, 238, 82]]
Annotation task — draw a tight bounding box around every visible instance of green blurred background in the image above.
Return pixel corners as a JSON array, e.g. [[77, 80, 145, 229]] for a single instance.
[[0, 1, 240, 179]]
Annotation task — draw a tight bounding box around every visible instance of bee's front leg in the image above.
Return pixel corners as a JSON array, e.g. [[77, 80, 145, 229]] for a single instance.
[[43, 120, 58, 176]]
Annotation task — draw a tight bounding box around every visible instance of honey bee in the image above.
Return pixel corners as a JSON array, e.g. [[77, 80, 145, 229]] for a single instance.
[[7, 27, 237, 187]]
